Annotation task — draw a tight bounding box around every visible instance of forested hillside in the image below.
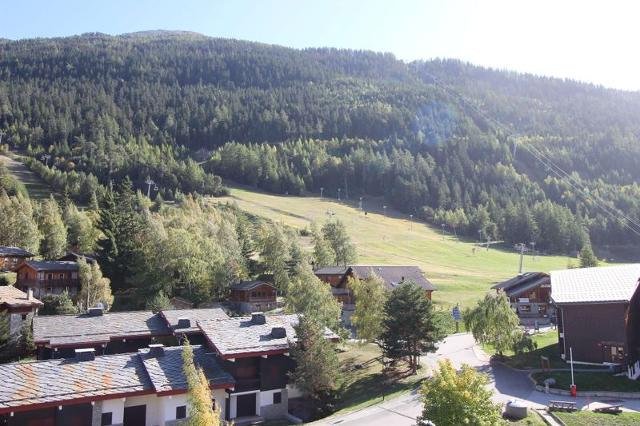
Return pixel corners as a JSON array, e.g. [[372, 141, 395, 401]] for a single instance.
[[1, 32, 639, 256]]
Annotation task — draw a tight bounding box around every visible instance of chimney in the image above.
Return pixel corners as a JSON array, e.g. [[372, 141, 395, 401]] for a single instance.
[[148, 343, 165, 357], [251, 312, 266, 325], [177, 317, 191, 329], [87, 306, 104, 316], [75, 348, 96, 362], [271, 327, 287, 339], [27, 289, 33, 301]]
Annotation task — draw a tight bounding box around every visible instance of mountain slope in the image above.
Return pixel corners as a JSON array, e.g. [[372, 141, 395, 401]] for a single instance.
[[1, 33, 639, 256]]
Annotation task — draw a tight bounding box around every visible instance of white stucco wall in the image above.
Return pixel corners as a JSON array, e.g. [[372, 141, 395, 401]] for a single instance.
[[286, 384, 303, 399]]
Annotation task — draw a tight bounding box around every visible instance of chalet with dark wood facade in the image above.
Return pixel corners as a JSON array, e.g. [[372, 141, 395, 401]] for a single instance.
[[57, 252, 96, 264], [15, 260, 80, 299], [315, 265, 436, 325], [198, 313, 338, 423], [230, 280, 277, 313], [492, 272, 554, 326], [0, 286, 42, 338], [315, 265, 436, 302], [551, 264, 640, 367], [0, 345, 234, 426], [0, 247, 33, 272]]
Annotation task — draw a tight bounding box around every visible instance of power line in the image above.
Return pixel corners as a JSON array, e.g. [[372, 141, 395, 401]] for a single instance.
[[421, 68, 640, 239]]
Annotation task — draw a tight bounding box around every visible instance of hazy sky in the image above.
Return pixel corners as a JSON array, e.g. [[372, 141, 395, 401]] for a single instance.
[[3, 0, 639, 91]]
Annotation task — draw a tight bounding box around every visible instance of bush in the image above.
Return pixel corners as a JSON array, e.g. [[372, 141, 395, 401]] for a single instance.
[[512, 334, 538, 355]]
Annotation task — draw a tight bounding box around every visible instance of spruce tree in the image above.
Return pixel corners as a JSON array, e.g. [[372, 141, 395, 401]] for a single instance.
[[289, 315, 341, 416], [380, 282, 445, 373], [579, 243, 598, 268]]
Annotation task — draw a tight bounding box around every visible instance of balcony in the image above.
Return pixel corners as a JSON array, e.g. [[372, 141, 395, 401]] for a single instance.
[[17, 278, 80, 289]]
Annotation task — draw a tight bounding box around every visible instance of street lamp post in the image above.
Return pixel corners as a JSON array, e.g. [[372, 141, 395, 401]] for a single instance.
[[359, 196, 363, 211], [441, 223, 446, 240], [409, 214, 413, 230], [320, 187, 324, 199], [383, 205, 387, 217], [337, 188, 341, 201]]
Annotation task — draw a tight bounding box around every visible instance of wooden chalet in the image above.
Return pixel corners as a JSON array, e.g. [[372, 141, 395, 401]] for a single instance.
[[551, 264, 640, 368], [15, 260, 80, 299], [230, 280, 277, 313], [57, 252, 97, 264], [0, 246, 33, 272], [492, 272, 554, 326], [315, 265, 436, 302]]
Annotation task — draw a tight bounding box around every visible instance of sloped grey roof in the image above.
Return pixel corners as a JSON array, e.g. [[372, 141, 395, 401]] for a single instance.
[[160, 307, 229, 334], [0, 286, 43, 309], [33, 311, 171, 346], [198, 314, 338, 358], [139, 345, 234, 393], [231, 280, 274, 291], [22, 260, 79, 272], [551, 264, 640, 304], [0, 246, 33, 257], [349, 265, 436, 291], [314, 266, 349, 275], [0, 345, 233, 412], [0, 353, 152, 411], [492, 272, 550, 297]]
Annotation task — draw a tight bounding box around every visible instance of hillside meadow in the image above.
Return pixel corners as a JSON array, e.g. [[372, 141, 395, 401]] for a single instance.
[[214, 186, 576, 308]]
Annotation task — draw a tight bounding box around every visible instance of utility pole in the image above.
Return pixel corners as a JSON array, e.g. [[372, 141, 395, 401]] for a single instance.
[[441, 223, 446, 240], [320, 187, 324, 199], [41, 154, 51, 167], [409, 214, 413, 231], [383, 205, 387, 217], [516, 243, 526, 273], [359, 197, 363, 212], [145, 177, 155, 199], [337, 188, 341, 201], [530, 242, 536, 261]]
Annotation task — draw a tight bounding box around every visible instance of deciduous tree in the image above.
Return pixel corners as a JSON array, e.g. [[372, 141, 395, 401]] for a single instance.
[[322, 219, 357, 266], [350, 273, 386, 342], [417, 359, 501, 426], [182, 340, 220, 426], [464, 292, 522, 357], [37, 196, 68, 259], [78, 258, 114, 310]]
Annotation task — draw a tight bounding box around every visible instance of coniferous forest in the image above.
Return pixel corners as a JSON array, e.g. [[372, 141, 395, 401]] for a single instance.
[[2, 31, 640, 256]]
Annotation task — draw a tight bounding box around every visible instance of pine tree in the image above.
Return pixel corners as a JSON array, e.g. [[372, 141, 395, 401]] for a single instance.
[[380, 282, 445, 373], [37, 196, 67, 259], [289, 315, 341, 416], [579, 243, 598, 268], [17, 319, 35, 358], [182, 340, 220, 426]]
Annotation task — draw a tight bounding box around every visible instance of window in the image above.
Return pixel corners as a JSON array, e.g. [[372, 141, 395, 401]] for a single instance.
[[273, 391, 282, 404], [176, 405, 187, 419], [21, 314, 27, 321], [101, 412, 113, 426], [519, 304, 531, 313]]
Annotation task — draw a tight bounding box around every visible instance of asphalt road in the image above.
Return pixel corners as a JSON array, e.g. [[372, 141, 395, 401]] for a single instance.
[[316, 333, 640, 425]]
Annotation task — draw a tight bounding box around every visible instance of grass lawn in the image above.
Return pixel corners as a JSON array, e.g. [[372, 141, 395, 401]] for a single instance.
[[532, 371, 640, 392], [214, 185, 576, 308], [483, 330, 568, 369], [504, 412, 547, 425], [332, 342, 426, 416], [554, 411, 640, 426]]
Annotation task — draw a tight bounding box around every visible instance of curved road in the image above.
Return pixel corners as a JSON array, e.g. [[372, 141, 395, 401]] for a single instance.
[[315, 333, 640, 425]]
